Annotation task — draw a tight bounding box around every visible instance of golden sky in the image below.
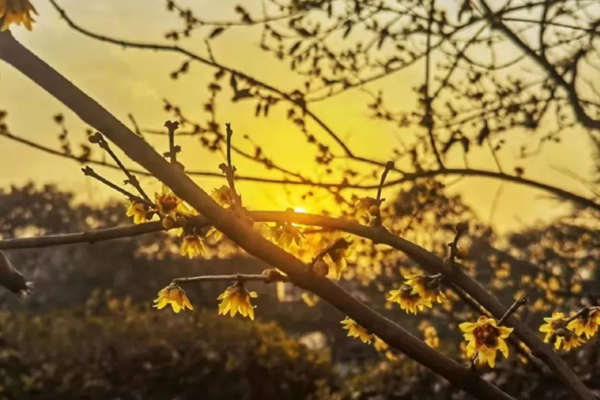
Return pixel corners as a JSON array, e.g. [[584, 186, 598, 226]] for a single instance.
[[1, 0, 597, 234]]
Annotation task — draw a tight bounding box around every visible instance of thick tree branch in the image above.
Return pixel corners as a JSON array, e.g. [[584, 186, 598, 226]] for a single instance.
[[0, 207, 593, 399], [0, 30, 516, 400]]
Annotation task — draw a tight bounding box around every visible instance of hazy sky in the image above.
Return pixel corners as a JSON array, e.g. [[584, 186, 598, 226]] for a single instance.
[[1, 0, 597, 235]]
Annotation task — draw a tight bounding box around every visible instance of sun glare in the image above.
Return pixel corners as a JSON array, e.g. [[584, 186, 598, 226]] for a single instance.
[[293, 207, 307, 213]]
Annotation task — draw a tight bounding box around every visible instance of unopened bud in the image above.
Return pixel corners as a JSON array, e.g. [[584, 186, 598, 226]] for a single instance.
[[162, 216, 177, 230], [88, 132, 103, 144]]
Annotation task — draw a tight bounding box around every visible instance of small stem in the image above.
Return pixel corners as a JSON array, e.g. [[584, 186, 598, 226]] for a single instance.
[[164, 120, 180, 164], [172, 273, 289, 284], [424, 0, 444, 169], [220, 122, 241, 207], [310, 237, 349, 267], [226, 123, 233, 169], [82, 166, 150, 205], [565, 306, 599, 324], [498, 295, 529, 325], [376, 161, 395, 201], [448, 222, 468, 267]]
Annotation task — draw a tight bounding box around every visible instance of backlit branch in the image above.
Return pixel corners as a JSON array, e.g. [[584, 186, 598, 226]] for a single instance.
[[0, 28, 518, 400]]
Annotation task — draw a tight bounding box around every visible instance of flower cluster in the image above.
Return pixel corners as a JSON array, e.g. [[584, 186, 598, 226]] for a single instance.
[[387, 285, 432, 314], [539, 311, 595, 352], [459, 316, 513, 368], [568, 307, 600, 339], [387, 274, 446, 315]]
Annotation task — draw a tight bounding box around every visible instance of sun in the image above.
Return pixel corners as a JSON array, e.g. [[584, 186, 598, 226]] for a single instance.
[[293, 207, 307, 213]]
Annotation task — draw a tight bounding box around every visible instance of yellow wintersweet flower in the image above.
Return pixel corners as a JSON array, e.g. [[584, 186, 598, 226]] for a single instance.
[[126, 201, 152, 224], [459, 316, 513, 368], [217, 282, 257, 320], [324, 239, 352, 280], [387, 285, 432, 315], [373, 335, 389, 352], [567, 307, 600, 339], [211, 185, 236, 208], [341, 317, 372, 344], [180, 233, 204, 258], [268, 223, 304, 249], [153, 283, 193, 313], [154, 184, 183, 219], [0, 0, 37, 31], [405, 274, 447, 304], [540, 312, 585, 351]]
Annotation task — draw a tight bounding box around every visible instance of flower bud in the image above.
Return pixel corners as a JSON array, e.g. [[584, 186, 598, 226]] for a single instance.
[[162, 216, 177, 230]]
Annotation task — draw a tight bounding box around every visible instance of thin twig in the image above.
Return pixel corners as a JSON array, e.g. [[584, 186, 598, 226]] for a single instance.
[[172, 272, 289, 284], [424, 0, 444, 169], [498, 295, 529, 325], [164, 120, 180, 164], [81, 166, 150, 205], [89, 133, 153, 203]]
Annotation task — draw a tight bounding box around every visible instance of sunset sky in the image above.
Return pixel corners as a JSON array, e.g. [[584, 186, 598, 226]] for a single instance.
[[1, 0, 597, 234]]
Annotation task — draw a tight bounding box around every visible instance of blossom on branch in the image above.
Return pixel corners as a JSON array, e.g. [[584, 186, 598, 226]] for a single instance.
[[155, 184, 184, 219], [387, 284, 432, 315], [567, 308, 600, 339], [323, 238, 352, 280], [0, 0, 36, 31], [459, 316, 513, 368], [341, 317, 372, 344], [540, 312, 585, 351], [153, 283, 193, 313], [180, 232, 204, 258], [217, 282, 257, 320], [404, 274, 447, 304], [211, 185, 236, 208], [126, 201, 152, 224], [267, 223, 304, 250]]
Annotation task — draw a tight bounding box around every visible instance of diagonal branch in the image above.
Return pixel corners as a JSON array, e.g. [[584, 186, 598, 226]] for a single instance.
[[0, 205, 594, 398], [0, 29, 515, 400]]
